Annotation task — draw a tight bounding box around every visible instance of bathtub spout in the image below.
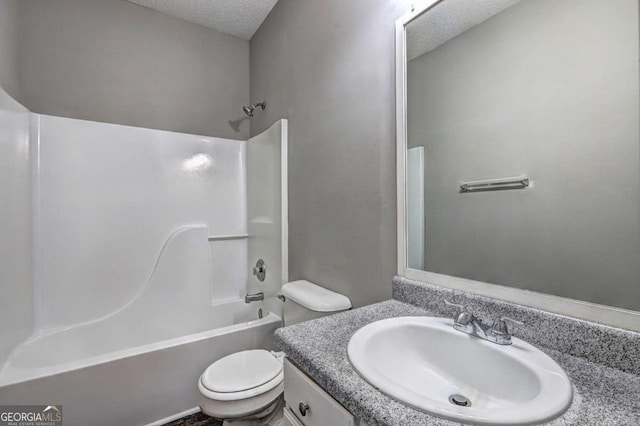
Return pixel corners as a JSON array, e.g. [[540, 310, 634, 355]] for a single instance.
[[245, 292, 264, 304]]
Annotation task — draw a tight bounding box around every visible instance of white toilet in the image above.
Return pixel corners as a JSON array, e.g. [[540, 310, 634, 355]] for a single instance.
[[198, 280, 352, 425]]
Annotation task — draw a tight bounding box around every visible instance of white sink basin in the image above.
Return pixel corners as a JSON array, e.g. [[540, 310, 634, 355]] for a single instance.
[[348, 317, 572, 425]]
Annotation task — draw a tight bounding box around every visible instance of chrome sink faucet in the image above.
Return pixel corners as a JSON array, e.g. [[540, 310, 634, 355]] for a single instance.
[[443, 299, 523, 345]]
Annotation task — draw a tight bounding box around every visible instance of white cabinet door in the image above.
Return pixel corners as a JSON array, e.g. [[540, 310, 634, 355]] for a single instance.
[[283, 359, 355, 426]]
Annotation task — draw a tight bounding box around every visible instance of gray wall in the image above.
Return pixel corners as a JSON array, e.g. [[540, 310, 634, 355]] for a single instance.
[[407, 0, 640, 310], [21, 0, 250, 139], [0, 0, 22, 101], [250, 0, 413, 308]]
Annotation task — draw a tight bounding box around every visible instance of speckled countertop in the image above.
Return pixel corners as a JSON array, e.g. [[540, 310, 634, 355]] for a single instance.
[[274, 280, 640, 426]]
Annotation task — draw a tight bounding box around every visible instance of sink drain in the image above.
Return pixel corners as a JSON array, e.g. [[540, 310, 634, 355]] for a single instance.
[[449, 394, 471, 407]]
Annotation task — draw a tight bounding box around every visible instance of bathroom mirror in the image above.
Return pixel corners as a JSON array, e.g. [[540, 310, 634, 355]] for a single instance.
[[397, 0, 640, 328]]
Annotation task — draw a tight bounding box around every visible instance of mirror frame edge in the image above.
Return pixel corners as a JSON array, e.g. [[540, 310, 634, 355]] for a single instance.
[[394, 1, 640, 332]]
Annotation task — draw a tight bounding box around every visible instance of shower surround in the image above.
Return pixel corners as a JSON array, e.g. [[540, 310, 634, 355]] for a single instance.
[[0, 87, 288, 426]]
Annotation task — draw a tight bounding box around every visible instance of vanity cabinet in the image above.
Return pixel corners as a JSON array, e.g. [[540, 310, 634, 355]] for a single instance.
[[283, 359, 359, 426]]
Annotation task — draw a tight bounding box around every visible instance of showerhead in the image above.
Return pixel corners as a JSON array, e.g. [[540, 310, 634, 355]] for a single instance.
[[242, 101, 266, 117], [243, 105, 255, 117]]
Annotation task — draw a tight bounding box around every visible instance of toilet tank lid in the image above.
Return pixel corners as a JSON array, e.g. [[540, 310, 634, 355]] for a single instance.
[[282, 280, 352, 312]]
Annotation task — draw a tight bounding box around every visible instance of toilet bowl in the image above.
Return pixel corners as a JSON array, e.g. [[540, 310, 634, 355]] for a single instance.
[[198, 280, 351, 424], [199, 350, 284, 425]]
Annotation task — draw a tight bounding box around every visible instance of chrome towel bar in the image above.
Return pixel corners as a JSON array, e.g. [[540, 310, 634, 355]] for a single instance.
[[208, 234, 249, 241], [460, 177, 529, 193]]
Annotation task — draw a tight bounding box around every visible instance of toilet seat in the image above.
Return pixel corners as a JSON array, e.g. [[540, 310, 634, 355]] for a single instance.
[[199, 350, 284, 401], [200, 371, 284, 401]]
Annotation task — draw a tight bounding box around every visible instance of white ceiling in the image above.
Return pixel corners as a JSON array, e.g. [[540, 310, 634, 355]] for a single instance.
[[127, 0, 279, 40], [407, 0, 522, 61]]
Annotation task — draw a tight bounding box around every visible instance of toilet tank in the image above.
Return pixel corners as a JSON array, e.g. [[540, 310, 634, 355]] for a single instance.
[[281, 280, 352, 326]]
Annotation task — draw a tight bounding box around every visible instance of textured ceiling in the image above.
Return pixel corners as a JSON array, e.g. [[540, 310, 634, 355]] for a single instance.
[[407, 0, 522, 61], [127, 0, 278, 40]]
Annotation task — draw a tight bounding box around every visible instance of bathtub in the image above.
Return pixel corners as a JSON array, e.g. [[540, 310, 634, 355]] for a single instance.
[[0, 299, 281, 426]]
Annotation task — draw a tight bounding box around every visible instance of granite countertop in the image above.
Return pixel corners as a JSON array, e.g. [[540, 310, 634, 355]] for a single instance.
[[274, 299, 640, 426]]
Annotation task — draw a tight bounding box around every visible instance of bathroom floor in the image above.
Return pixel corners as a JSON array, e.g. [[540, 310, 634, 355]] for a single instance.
[[164, 408, 284, 426], [164, 412, 221, 426]]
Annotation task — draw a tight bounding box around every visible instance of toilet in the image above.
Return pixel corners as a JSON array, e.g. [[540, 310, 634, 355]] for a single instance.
[[198, 280, 352, 425]]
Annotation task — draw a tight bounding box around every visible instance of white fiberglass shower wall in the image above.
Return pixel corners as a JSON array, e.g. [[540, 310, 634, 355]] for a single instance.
[[0, 87, 32, 373], [33, 114, 248, 331], [0, 85, 288, 425]]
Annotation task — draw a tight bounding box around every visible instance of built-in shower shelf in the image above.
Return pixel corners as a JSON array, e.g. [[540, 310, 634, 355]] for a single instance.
[[208, 234, 249, 241]]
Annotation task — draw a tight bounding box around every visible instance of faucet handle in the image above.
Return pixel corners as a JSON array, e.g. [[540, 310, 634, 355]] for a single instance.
[[443, 299, 466, 312], [491, 316, 524, 335], [444, 299, 473, 325]]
